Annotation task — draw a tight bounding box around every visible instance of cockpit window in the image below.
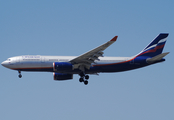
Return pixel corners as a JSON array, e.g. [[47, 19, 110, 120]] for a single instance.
[[8, 59, 11, 61]]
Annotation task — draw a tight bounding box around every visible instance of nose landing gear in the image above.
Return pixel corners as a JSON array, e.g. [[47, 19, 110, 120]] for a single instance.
[[18, 71, 22, 78]]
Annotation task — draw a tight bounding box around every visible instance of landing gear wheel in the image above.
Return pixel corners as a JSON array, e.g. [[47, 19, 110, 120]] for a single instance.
[[85, 75, 89, 80], [18, 74, 22, 78], [84, 81, 88, 85], [18, 71, 22, 78], [79, 72, 89, 85], [79, 78, 84, 82]]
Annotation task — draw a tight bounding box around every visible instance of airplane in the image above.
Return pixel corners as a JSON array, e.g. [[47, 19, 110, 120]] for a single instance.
[[1, 33, 169, 85]]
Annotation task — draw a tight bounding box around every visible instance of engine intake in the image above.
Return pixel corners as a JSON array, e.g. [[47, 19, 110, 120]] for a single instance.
[[53, 72, 73, 80], [53, 62, 73, 72]]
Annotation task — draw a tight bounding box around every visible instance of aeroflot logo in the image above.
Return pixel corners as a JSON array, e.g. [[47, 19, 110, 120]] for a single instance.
[[22, 56, 40, 58]]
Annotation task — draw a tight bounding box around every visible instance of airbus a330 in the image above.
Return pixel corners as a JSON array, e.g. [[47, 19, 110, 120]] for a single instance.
[[1, 33, 169, 85]]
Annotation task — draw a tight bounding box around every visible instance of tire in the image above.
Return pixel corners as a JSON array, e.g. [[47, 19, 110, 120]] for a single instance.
[[85, 75, 89, 80], [79, 78, 84, 82], [19, 74, 22, 78], [84, 81, 88, 85]]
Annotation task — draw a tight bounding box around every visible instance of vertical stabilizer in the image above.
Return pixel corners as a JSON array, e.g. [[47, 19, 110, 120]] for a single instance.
[[137, 33, 169, 57]]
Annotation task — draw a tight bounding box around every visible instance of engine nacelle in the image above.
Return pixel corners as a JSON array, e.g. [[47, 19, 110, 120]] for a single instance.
[[53, 62, 73, 72], [53, 72, 73, 80]]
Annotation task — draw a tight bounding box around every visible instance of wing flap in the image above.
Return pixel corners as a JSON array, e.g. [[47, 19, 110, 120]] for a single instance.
[[70, 36, 118, 71]]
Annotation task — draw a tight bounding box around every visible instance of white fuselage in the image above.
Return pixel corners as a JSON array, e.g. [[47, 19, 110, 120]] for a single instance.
[[2, 55, 131, 71]]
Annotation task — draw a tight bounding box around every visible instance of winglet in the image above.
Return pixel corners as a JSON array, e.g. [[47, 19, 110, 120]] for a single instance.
[[110, 36, 118, 41]]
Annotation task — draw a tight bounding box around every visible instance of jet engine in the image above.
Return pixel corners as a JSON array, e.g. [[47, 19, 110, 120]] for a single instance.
[[53, 72, 73, 80], [53, 62, 73, 72]]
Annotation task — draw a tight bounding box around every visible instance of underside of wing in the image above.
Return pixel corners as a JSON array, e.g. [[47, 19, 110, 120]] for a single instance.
[[70, 36, 118, 71]]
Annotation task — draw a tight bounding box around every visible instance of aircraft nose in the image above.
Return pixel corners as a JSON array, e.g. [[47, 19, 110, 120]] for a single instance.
[[1, 61, 8, 67]]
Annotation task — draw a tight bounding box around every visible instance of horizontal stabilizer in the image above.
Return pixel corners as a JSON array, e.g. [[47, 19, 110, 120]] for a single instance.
[[146, 52, 169, 64]]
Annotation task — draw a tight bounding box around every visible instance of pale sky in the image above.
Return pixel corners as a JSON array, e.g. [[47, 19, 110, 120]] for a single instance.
[[0, 0, 174, 120]]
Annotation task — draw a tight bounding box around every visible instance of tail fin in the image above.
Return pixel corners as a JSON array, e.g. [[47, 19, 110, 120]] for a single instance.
[[137, 33, 169, 57]]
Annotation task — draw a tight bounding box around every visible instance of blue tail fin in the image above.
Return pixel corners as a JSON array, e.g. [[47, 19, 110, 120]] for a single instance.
[[137, 33, 169, 57]]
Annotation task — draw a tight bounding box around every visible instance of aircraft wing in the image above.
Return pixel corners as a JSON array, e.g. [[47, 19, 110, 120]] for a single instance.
[[70, 36, 118, 71]]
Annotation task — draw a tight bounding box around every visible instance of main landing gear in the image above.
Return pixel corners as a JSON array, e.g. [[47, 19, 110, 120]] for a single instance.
[[18, 71, 22, 78], [79, 72, 89, 85]]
